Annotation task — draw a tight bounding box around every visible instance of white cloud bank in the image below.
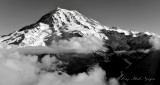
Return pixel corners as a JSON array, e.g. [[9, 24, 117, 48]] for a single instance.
[[149, 36, 160, 50], [0, 45, 119, 85], [51, 35, 108, 53]]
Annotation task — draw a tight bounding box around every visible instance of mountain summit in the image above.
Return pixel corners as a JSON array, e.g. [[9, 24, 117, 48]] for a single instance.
[[0, 8, 160, 85], [0, 7, 156, 51], [0, 7, 107, 46]]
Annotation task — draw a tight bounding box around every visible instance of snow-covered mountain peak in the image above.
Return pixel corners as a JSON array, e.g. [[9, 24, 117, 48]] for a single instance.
[[0, 8, 109, 47], [0, 7, 158, 50]]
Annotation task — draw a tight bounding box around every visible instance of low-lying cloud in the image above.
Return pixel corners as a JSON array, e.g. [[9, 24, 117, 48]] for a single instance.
[[149, 36, 160, 50], [0, 45, 119, 85], [51, 35, 108, 53]]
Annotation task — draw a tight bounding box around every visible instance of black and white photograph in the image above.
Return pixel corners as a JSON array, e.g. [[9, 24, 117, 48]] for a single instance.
[[0, 0, 160, 85]]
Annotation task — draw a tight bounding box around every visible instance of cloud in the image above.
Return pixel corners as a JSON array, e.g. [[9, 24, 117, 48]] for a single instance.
[[149, 36, 160, 50], [0, 51, 38, 85], [0, 46, 76, 55], [35, 66, 107, 85], [0, 33, 108, 55], [50, 35, 108, 53], [0, 46, 120, 85]]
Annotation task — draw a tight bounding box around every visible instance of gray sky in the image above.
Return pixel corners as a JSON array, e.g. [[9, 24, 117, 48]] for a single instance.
[[0, 0, 160, 35]]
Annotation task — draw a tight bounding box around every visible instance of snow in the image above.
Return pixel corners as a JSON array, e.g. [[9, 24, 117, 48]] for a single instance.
[[19, 23, 52, 47], [131, 31, 139, 37], [144, 31, 152, 35], [39, 23, 50, 30], [50, 7, 109, 40], [108, 27, 130, 35], [0, 7, 159, 47]]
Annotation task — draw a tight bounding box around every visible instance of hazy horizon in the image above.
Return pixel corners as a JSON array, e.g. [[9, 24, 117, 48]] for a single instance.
[[0, 0, 160, 35]]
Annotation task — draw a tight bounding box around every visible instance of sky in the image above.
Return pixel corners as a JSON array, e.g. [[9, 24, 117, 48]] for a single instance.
[[0, 0, 160, 35]]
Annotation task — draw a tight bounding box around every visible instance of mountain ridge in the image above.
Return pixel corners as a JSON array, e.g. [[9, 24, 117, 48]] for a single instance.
[[0, 8, 160, 85], [0, 7, 157, 52]]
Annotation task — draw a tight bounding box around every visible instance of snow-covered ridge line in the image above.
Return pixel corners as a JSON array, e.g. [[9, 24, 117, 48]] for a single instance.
[[105, 26, 160, 37], [0, 7, 159, 47]]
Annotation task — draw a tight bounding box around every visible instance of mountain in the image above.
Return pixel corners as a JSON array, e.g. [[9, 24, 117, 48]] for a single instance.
[[0, 7, 106, 47], [0, 7, 155, 49], [0, 7, 159, 85]]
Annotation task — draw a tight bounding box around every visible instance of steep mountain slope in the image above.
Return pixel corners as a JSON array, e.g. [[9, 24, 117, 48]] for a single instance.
[[0, 7, 159, 85], [0, 7, 155, 51], [0, 7, 107, 47]]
